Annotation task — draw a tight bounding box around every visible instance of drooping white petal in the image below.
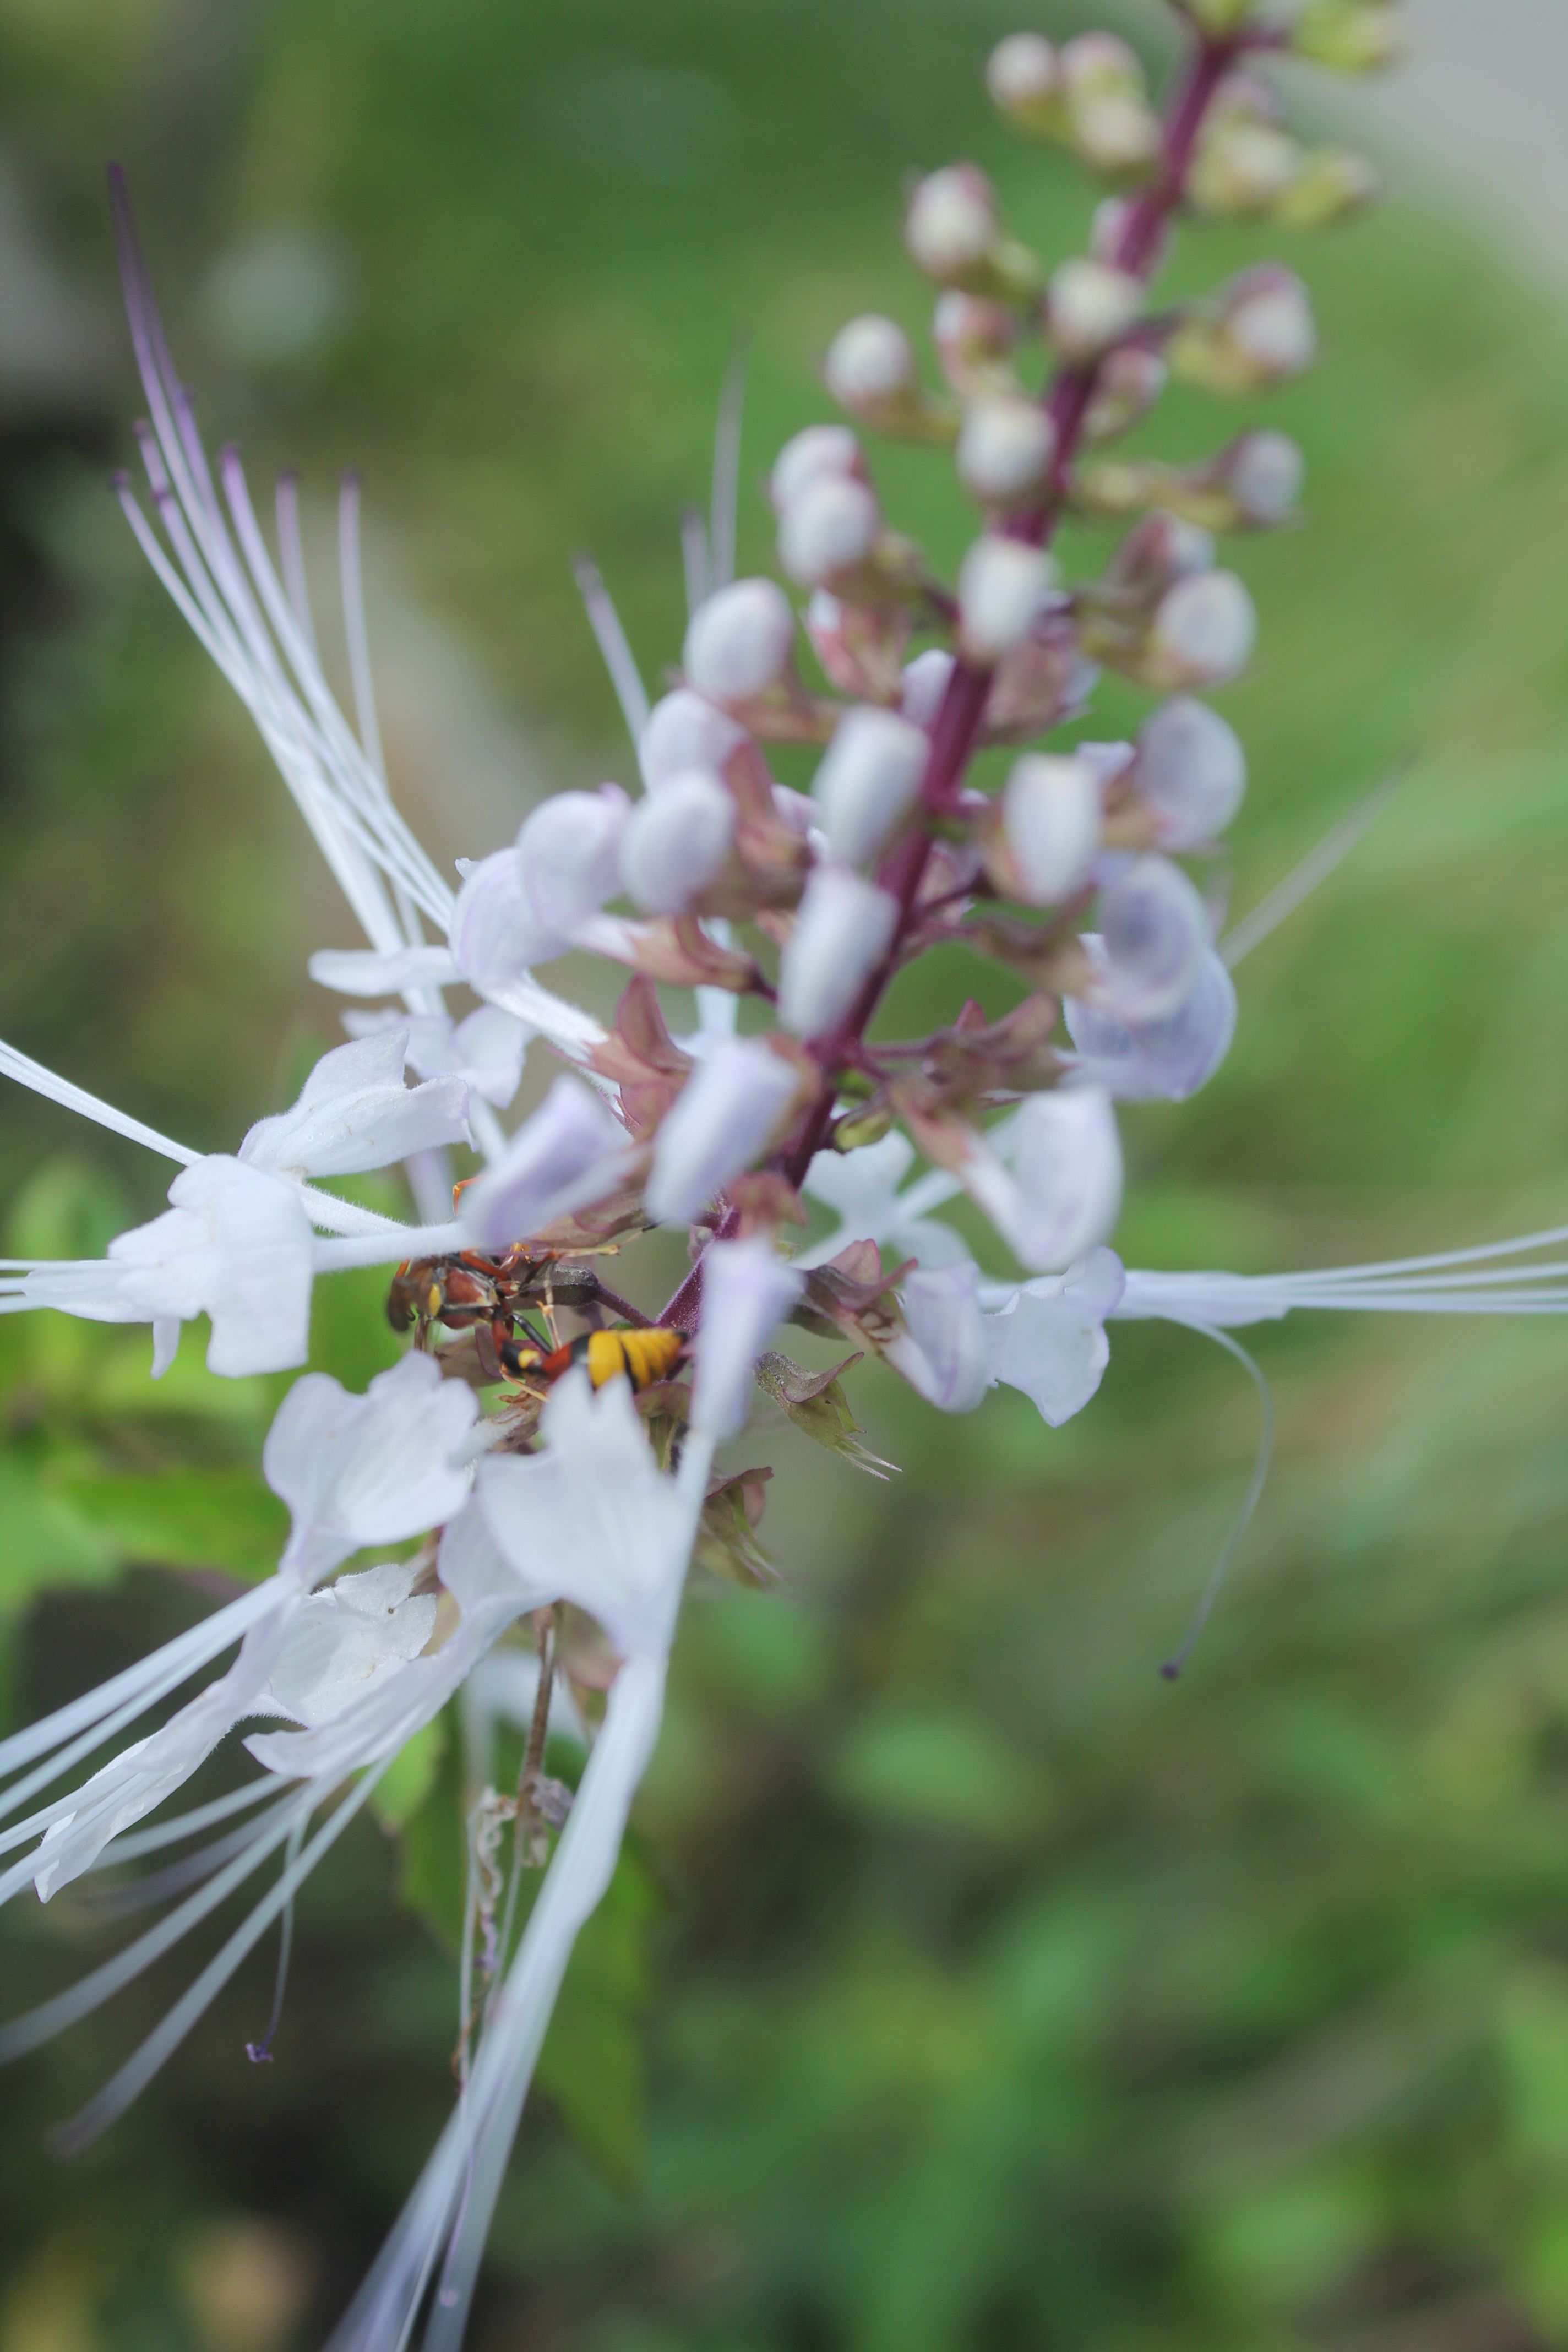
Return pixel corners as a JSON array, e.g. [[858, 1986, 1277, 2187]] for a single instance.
[[257, 1561, 439, 1730], [479, 1373, 707, 1659], [263, 1352, 477, 1575], [887, 1262, 995, 1412], [97, 1156, 315, 1378], [691, 1237, 804, 1439], [987, 1246, 1124, 1425], [458, 1075, 633, 1249], [1001, 753, 1101, 903], [1095, 854, 1211, 1022], [963, 1089, 1123, 1273], [1066, 944, 1237, 1099], [644, 1038, 802, 1226], [239, 1031, 471, 1180], [1133, 697, 1245, 850], [777, 866, 900, 1040]]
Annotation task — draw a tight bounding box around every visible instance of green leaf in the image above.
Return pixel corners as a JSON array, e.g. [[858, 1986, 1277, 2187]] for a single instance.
[[48, 1464, 288, 1581], [372, 1714, 448, 1833], [0, 1458, 119, 1613]]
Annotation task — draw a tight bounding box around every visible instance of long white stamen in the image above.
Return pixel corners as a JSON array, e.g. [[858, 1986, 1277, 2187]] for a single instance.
[[571, 554, 651, 747], [680, 506, 710, 618], [275, 472, 318, 654], [1222, 761, 1407, 969], [50, 1765, 387, 2154], [99, 1774, 279, 1866], [0, 1582, 278, 1791], [340, 472, 388, 787], [0, 1790, 306, 2060], [709, 335, 748, 597], [0, 1038, 195, 1166], [1160, 1326, 1274, 1679]]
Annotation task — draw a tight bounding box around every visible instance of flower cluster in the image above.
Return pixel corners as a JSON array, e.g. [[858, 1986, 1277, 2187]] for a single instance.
[[5, 0, 1567, 2343]]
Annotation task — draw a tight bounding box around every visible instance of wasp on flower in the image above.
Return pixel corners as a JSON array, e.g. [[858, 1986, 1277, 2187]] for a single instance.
[[3, 0, 1564, 2342]]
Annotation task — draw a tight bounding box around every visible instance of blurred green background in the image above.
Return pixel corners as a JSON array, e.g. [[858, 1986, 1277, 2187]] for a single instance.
[[6, 0, 1568, 2346]]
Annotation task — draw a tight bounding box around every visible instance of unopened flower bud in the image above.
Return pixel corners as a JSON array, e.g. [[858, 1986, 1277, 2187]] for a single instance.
[[1132, 698, 1245, 849], [1060, 34, 1159, 176], [1108, 509, 1216, 597], [778, 473, 881, 589], [645, 1038, 803, 1226], [905, 164, 998, 284], [901, 647, 955, 727], [1224, 429, 1304, 526], [986, 32, 1063, 138], [957, 538, 1054, 661], [461, 1074, 631, 1248], [957, 396, 1056, 504], [825, 315, 915, 410], [618, 770, 736, 915], [640, 688, 749, 791], [1189, 120, 1301, 217], [813, 705, 928, 868], [1291, 0, 1402, 72], [516, 785, 628, 933], [1169, 265, 1316, 395], [1179, 0, 1264, 29], [692, 1237, 804, 1439], [1146, 570, 1256, 689], [778, 865, 900, 1039], [932, 291, 1021, 399], [1047, 259, 1144, 361], [770, 423, 863, 514], [1272, 146, 1380, 231], [1098, 853, 1210, 1021], [1083, 345, 1167, 443], [999, 754, 1101, 902], [684, 578, 796, 703]]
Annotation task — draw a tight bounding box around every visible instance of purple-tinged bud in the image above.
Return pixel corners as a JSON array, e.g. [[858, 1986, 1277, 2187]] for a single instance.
[[770, 424, 863, 515], [1047, 260, 1144, 361], [932, 291, 1022, 399], [824, 315, 916, 412], [1000, 754, 1101, 903], [963, 1088, 1123, 1272], [684, 578, 796, 703], [905, 164, 998, 283], [777, 474, 880, 589], [957, 396, 1056, 504], [1066, 944, 1236, 1099], [887, 1263, 994, 1412], [1098, 853, 1210, 1020], [957, 538, 1054, 661], [1082, 344, 1167, 443], [1291, 0, 1402, 73], [1107, 509, 1215, 597], [1133, 698, 1245, 849], [645, 1038, 803, 1226], [986, 32, 1062, 138], [814, 705, 929, 867], [1170, 265, 1316, 395], [1146, 570, 1256, 689], [618, 771, 736, 915], [901, 647, 955, 727], [778, 865, 900, 1039], [517, 785, 628, 934], [639, 688, 749, 792], [692, 1236, 804, 1438], [1225, 429, 1304, 526], [460, 1075, 631, 1248]]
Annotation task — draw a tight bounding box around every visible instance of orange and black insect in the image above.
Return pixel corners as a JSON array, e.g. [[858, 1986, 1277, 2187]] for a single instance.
[[499, 1325, 685, 1395]]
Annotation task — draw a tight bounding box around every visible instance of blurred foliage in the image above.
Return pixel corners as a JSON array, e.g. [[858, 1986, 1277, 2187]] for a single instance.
[[3, 0, 1568, 2349]]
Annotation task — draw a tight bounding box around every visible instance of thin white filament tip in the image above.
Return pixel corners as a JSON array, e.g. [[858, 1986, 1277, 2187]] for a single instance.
[[0, 1039, 197, 1169], [1161, 1326, 1274, 1680], [709, 333, 749, 596], [276, 472, 318, 657], [680, 506, 710, 619], [571, 554, 651, 748], [340, 472, 388, 785], [1223, 758, 1411, 970]]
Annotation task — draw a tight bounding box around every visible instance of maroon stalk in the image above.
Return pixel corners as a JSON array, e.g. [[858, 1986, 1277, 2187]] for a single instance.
[[662, 29, 1238, 1322]]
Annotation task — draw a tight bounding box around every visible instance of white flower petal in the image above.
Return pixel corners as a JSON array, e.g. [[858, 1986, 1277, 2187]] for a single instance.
[[692, 1238, 803, 1439], [988, 1246, 1124, 1426], [459, 1075, 633, 1249], [239, 1032, 472, 1180], [887, 1261, 995, 1412], [308, 944, 460, 997], [263, 1353, 477, 1573]]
